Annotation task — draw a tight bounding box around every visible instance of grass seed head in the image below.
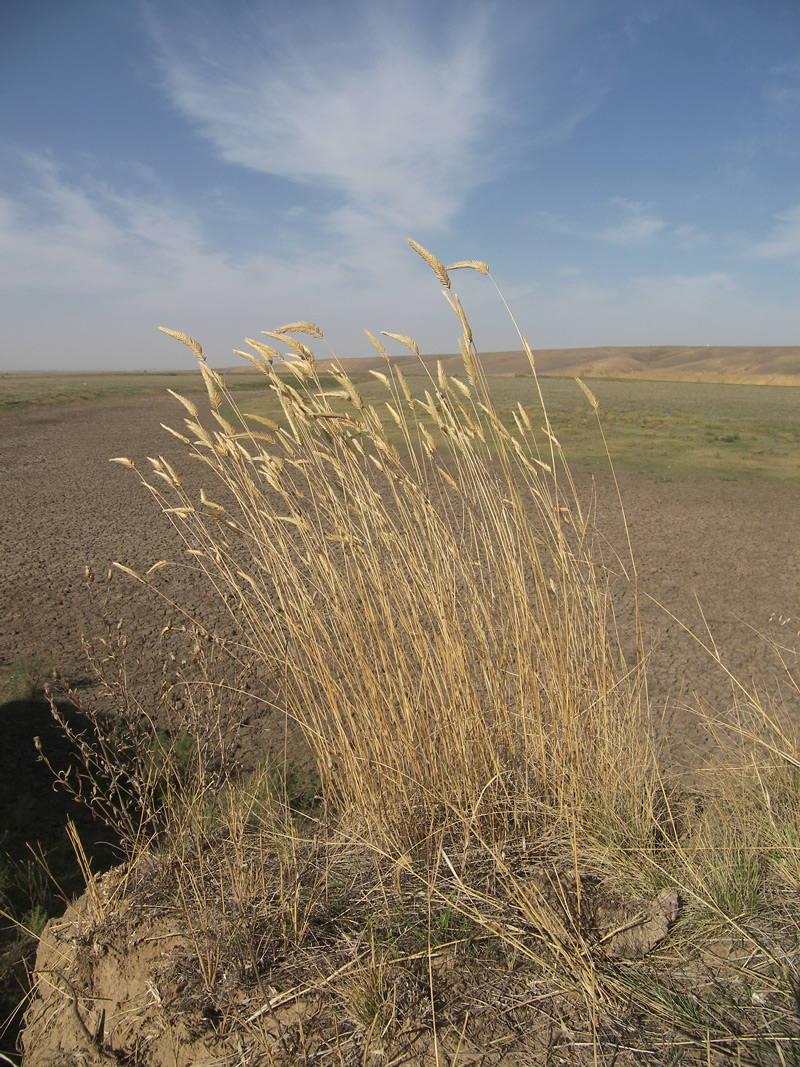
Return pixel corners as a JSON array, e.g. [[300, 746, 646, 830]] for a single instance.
[[576, 377, 599, 411], [365, 330, 390, 362], [167, 389, 200, 418], [247, 338, 278, 364], [407, 237, 452, 289], [158, 327, 206, 360], [271, 321, 324, 339], [446, 259, 490, 274], [382, 332, 420, 358]]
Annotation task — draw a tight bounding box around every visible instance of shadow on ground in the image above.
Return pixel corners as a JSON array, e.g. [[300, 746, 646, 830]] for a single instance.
[[0, 696, 120, 1064]]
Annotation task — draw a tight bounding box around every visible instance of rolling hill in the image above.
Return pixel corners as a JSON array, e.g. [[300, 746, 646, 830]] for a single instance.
[[305, 346, 800, 386]]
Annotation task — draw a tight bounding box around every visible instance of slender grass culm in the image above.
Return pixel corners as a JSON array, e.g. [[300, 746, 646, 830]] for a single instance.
[[114, 240, 657, 859]]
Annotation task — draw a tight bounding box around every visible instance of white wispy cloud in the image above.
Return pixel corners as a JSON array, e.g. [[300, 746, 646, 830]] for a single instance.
[[526, 269, 763, 347], [628, 270, 733, 303], [748, 205, 800, 260], [533, 198, 668, 246], [0, 154, 204, 294], [598, 199, 668, 245], [146, 1, 501, 245], [0, 152, 467, 368]]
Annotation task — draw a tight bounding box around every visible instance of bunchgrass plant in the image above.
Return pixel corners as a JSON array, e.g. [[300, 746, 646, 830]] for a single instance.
[[113, 241, 656, 860]]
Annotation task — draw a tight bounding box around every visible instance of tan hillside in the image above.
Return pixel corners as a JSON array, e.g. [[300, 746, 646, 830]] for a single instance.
[[287, 345, 800, 385]]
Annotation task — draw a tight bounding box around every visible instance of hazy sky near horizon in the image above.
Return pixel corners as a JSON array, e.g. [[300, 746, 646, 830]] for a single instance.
[[1, 0, 799, 371]]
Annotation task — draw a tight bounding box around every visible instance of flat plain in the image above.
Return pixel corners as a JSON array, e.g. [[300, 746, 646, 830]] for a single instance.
[[2, 361, 800, 1063], [2, 366, 798, 767], [0, 369, 267, 411], [234, 371, 800, 481]]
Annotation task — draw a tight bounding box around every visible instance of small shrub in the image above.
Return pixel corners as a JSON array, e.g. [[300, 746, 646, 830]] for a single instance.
[[2, 655, 52, 702]]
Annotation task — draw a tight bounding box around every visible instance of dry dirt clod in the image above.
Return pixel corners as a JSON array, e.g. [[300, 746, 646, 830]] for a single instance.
[[599, 887, 680, 960]]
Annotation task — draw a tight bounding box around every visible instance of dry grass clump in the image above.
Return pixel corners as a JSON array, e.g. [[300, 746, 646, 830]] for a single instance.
[[21, 242, 800, 1064], [114, 244, 655, 860]]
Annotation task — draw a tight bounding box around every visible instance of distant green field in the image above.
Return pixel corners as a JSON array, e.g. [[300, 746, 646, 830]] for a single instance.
[[534, 375, 800, 481], [230, 372, 800, 482], [2, 369, 797, 480], [0, 369, 268, 410]]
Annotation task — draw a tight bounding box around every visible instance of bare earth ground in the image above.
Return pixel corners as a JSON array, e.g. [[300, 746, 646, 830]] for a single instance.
[[0, 393, 311, 775], [2, 391, 800, 1062], [2, 392, 798, 769]]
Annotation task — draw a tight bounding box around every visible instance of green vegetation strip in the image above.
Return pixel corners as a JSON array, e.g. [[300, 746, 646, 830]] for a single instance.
[[0, 370, 268, 410], [3, 369, 797, 480], [538, 376, 800, 481], [231, 372, 800, 482]]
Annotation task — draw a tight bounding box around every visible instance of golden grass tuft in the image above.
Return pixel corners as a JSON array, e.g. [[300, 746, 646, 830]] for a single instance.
[[123, 247, 663, 866]]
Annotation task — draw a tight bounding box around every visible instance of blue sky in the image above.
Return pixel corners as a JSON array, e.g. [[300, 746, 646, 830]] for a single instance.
[[1, 0, 798, 371]]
